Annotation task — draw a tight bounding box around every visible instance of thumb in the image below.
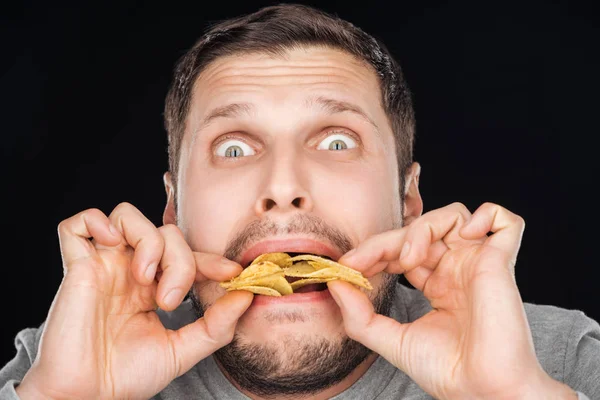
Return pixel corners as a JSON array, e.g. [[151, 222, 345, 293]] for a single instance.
[[327, 280, 409, 370], [167, 290, 253, 377]]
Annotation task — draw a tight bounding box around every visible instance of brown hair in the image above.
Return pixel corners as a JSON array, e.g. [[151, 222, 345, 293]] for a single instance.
[[164, 3, 415, 201]]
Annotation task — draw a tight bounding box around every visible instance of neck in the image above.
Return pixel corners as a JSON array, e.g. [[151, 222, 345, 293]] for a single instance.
[[216, 352, 379, 400]]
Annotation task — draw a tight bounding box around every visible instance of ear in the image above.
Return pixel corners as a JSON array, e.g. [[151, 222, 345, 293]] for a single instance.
[[403, 162, 423, 226], [163, 172, 177, 225]]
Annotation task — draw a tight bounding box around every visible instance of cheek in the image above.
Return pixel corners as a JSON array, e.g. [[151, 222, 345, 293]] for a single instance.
[[313, 162, 397, 235], [181, 167, 259, 253]]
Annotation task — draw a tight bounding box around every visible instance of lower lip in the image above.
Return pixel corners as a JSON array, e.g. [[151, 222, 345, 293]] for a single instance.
[[251, 288, 333, 306]]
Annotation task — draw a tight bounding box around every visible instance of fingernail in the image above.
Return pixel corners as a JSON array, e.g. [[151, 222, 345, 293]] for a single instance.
[[164, 288, 184, 309], [340, 249, 357, 265], [221, 257, 238, 266], [328, 282, 344, 307], [343, 249, 357, 260], [400, 242, 411, 260], [145, 262, 158, 282]]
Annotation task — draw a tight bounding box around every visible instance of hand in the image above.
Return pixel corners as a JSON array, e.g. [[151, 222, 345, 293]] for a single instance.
[[16, 203, 252, 400], [329, 202, 576, 399]]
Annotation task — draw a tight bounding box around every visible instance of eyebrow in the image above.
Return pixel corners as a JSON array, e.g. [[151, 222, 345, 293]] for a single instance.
[[193, 95, 380, 143], [200, 102, 254, 131], [306, 96, 380, 134]]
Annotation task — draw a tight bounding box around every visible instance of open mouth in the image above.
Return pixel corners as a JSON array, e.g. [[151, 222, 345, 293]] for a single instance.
[[283, 252, 331, 293], [253, 251, 332, 293], [225, 246, 375, 298]]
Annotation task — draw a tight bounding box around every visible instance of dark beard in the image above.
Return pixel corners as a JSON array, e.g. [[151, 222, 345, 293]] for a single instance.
[[190, 274, 397, 398]]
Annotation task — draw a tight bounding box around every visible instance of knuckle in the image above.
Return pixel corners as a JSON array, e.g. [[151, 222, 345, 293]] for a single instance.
[[515, 215, 526, 230], [113, 201, 136, 215], [57, 219, 69, 235], [447, 202, 471, 222], [159, 223, 182, 237], [449, 201, 467, 212], [483, 201, 504, 216], [58, 208, 103, 235]]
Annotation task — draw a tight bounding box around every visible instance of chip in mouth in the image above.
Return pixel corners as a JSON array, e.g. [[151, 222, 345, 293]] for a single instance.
[[220, 252, 372, 296]]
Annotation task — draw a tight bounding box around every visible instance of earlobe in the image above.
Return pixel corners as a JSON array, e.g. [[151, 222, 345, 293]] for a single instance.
[[403, 162, 423, 226], [163, 172, 177, 226]]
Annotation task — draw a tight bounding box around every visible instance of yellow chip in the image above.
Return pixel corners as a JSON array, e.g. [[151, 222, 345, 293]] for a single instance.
[[250, 252, 293, 269], [226, 285, 282, 296], [282, 261, 317, 277], [238, 261, 283, 280], [251, 274, 293, 295], [221, 252, 372, 294], [221, 272, 281, 289], [295, 267, 372, 290], [338, 273, 372, 290], [305, 260, 330, 270], [220, 261, 283, 290], [289, 254, 362, 274], [290, 277, 335, 290]]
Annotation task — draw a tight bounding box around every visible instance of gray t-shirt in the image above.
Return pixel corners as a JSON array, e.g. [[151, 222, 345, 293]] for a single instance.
[[1, 283, 598, 399]]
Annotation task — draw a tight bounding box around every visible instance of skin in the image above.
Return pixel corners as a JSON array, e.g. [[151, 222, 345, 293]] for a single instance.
[[163, 47, 420, 398], [15, 46, 578, 400]]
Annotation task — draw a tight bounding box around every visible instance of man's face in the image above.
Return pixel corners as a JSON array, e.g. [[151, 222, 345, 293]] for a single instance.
[[168, 46, 407, 394]]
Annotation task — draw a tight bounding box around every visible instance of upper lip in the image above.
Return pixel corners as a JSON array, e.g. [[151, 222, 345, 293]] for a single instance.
[[237, 237, 343, 268]]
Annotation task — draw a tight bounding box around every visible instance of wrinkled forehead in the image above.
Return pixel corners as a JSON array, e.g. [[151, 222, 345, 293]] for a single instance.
[[184, 46, 388, 137]]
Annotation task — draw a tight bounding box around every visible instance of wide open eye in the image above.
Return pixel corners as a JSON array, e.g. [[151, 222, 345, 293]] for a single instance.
[[215, 139, 256, 158], [316, 133, 357, 151]]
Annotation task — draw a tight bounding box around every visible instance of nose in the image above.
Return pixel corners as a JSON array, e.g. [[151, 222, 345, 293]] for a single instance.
[[254, 150, 314, 216]]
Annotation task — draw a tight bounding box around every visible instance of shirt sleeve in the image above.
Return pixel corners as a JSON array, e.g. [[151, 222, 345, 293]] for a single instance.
[[0, 327, 42, 399], [563, 311, 600, 399]]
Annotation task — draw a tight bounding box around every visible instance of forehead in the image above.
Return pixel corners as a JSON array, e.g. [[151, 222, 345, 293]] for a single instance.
[[187, 46, 386, 130]]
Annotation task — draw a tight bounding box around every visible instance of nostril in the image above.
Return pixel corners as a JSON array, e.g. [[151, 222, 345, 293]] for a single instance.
[[264, 199, 276, 211], [292, 197, 302, 208]]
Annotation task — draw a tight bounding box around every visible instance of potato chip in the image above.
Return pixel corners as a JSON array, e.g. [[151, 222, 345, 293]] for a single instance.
[[250, 274, 293, 295], [226, 285, 282, 296], [238, 261, 283, 280], [297, 267, 369, 289], [220, 261, 284, 291], [289, 277, 335, 290], [283, 254, 373, 290], [221, 252, 372, 296], [250, 252, 293, 268], [289, 254, 362, 275], [281, 261, 317, 276]]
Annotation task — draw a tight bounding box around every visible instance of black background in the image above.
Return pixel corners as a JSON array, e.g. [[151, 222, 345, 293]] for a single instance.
[[2, 0, 599, 367]]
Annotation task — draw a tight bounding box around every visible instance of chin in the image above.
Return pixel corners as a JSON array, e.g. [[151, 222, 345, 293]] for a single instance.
[[236, 297, 345, 341]]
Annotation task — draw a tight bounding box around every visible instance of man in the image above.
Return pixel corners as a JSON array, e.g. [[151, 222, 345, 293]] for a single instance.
[[1, 3, 598, 399]]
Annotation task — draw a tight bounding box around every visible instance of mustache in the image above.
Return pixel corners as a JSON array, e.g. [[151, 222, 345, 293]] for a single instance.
[[223, 214, 353, 262]]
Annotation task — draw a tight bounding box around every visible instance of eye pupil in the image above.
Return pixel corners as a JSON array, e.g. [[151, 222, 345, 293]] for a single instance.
[[329, 140, 347, 151], [225, 145, 243, 157]]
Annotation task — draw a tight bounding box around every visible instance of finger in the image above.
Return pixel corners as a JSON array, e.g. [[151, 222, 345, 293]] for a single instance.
[[106, 202, 164, 286], [328, 280, 408, 368], [58, 208, 123, 267], [167, 290, 253, 376], [155, 224, 196, 311], [460, 202, 525, 270], [403, 266, 434, 292], [338, 229, 407, 275], [398, 202, 473, 272], [193, 253, 243, 282], [339, 231, 448, 277]]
